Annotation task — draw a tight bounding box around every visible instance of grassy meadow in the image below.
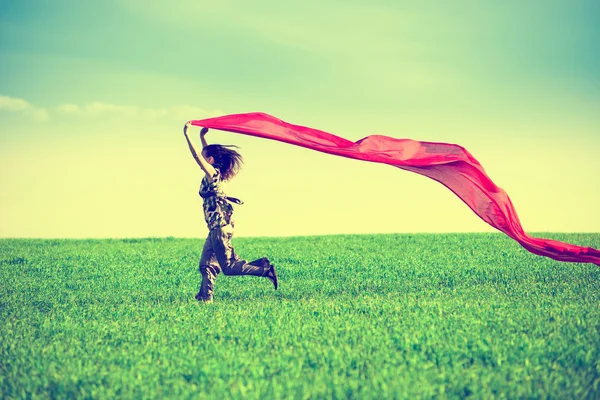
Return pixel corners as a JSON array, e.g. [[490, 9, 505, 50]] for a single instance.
[[1, 233, 599, 399]]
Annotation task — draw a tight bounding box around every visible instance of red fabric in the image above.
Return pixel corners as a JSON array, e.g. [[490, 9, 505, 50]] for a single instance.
[[190, 112, 600, 266]]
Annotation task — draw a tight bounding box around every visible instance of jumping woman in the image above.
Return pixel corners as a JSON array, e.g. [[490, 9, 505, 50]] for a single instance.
[[183, 122, 278, 303]]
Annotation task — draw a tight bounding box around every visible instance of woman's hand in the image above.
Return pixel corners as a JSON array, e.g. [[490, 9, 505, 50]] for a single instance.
[[183, 121, 192, 135], [200, 127, 209, 136]]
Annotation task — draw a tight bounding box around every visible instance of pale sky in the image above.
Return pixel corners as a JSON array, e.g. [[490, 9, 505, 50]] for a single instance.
[[1, 0, 599, 238]]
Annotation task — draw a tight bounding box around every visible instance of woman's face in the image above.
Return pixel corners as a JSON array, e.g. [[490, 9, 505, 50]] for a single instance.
[[202, 150, 215, 165]]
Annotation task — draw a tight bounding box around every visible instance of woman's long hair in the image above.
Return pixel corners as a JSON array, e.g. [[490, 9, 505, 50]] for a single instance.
[[203, 144, 244, 181]]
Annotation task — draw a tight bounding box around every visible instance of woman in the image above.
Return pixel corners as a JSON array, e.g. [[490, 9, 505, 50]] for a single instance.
[[183, 122, 278, 303]]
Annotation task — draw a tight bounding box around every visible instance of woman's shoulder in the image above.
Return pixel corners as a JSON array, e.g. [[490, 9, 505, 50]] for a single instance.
[[201, 168, 221, 182]]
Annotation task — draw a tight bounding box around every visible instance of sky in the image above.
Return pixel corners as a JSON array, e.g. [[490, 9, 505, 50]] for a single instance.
[[1, 0, 599, 239]]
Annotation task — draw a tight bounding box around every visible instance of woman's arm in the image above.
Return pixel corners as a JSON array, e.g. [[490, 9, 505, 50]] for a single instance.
[[183, 122, 216, 180], [200, 127, 209, 148]]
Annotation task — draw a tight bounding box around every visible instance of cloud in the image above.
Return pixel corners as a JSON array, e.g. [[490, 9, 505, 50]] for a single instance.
[[57, 102, 142, 116], [55, 101, 221, 121], [32, 109, 51, 122], [81, 102, 141, 116], [0, 95, 50, 121], [56, 103, 80, 114], [0, 95, 31, 111], [0, 94, 222, 124]]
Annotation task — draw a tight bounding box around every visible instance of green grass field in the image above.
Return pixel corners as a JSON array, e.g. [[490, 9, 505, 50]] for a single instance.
[[1, 233, 599, 399]]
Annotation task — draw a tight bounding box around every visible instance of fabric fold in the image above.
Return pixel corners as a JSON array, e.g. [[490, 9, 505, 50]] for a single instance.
[[190, 112, 600, 266]]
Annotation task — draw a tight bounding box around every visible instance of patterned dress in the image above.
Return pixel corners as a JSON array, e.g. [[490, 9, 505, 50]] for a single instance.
[[199, 168, 234, 230]]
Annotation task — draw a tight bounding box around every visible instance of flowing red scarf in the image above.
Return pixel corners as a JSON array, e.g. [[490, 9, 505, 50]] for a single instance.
[[190, 112, 600, 266]]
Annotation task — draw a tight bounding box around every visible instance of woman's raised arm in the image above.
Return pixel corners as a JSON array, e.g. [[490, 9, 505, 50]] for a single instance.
[[183, 122, 216, 180], [200, 127, 209, 148]]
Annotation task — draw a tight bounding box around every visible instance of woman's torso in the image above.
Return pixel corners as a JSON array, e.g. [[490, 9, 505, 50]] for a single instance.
[[199, 169, 234, 229]]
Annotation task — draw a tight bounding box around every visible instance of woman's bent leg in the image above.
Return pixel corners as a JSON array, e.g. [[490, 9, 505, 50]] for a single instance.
[[211, 225, 268, 277]]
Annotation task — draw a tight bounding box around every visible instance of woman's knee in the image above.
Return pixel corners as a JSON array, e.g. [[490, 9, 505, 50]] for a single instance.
[[220, 264, 234, 276], [200, 263, 218, 277]]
